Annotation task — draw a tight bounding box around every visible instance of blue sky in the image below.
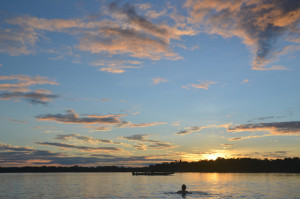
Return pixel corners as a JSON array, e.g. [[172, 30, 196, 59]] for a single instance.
[[1, 0, 300, 166]]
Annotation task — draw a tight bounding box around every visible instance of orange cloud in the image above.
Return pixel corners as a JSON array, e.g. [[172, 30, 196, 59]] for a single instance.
[[92, 59, 142, 74], [182, 80, 218, 90], [177, 124, 230, 135], [36, 141, 121, 152], [0, 75, 58, 92], [125, 122, 166, 128], [0, 75, 59, 104], [152, 78, 168, 85], [2, 2, 197, 72], [185, 0, 300, 70], [228, 121, 300, 135], [36, 110, 126, 125]]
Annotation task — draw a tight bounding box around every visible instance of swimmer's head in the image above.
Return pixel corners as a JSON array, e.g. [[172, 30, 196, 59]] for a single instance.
[[182, 184, 186, 191]]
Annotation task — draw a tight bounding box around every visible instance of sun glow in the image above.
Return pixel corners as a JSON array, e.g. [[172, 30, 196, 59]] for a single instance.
[[181, 152, 229, 162], [206, 154, 219, 160], [204, 153, 227, 160]]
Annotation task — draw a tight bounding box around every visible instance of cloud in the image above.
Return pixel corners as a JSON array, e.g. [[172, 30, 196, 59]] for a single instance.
[[176, 126, 202, 135], [36, 110, 127, 125], [0, 143, 174, 166], [78, 2, 192, 61], [185, 0, 300, 70], [0, 75, 59, 104], [242, 79, 249, 84], [172, 121, 180, 126], [255, 65, 288, 71], [229, 134, 271, 141], [147, 142, 175, 150], [146, 10, 167, 19], [248, 116, 275, 122], [87, 126, 112, 132], [2, 1, 197, 73], [90, 154, 175, 166], [1, 117, 27, 124], [0, 143, 61, 165], [36, 141, 121, 151], [0, 25, 38, 55], [108, 2, 170, 39], [121, 134, 176, 150], [55, 134, 120, 145], [78, 26, 180, 61], [228, 121, 300, 135], [0, 91, 59, 105], [122, 134, 148, 141], [221, 144, 234, 149], [91, 59, 143, 74], [182, 80, 218, 90], [0, 143, 34, 152], [152, 78, 168, 85], [36, 110, 164, 131], [0, 75, 59, 92], [132, 143, 147, 151], [233, 151, 291, 159], [176, 124, 229, 135], [0, 142, 105, 166], [123, 122, 166, 128]]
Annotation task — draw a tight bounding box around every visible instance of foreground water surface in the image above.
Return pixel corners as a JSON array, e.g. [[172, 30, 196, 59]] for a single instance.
[[0, 172, 299, 198]]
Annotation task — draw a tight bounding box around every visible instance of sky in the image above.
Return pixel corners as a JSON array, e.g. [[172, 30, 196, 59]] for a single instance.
[[0, 0, 300, 167]]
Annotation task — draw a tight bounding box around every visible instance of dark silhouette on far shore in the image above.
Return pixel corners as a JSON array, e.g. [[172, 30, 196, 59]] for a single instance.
[[1, 157, 300, 173]]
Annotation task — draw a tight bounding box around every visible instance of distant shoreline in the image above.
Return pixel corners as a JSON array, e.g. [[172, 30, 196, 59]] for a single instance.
[[1, 157, 300, 173]]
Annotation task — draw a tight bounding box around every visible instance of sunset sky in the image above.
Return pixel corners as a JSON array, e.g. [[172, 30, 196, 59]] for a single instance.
[[1, 0, 300, 167]]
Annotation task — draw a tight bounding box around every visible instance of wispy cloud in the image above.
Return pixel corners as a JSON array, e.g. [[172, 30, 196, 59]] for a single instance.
[[36, 110, 127, 125], [185, 0, 300, 70], [55, 134, 121, 145], [229, 134, 271, 141], [36, 110, 164, 130], [176, 126, 202, 135], [0, 75, 59, 104], [177, 124, 229, 135], [0, 91, 59, 105], [152, 78, 168, 85], [87, 126, 112, 132], [182, 80, 218, 90], [0, 143, 34, 152], [242, 79, 249, 84], [36, 141, 121, 152], [0, 75, 58, 92], [91, 59, 143, 74], [0, 143, 103, 166], [1, 117, 27, 124], [1, 1, 196, 73], [123, 122, 166, 128], [228, 121, 300, 135], [121, 134, 176, 150], [233, 151, 291, 159], [0, 143, 174, 166]]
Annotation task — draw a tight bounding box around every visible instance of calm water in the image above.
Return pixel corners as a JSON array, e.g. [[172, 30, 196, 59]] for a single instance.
[[0, 172, 299, 199]]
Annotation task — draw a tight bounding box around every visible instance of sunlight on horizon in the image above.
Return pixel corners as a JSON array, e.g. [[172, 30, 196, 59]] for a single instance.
[[203, 153, 227, 160]]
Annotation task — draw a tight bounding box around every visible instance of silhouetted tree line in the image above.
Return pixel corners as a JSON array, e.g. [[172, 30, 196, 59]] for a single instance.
[[1, 157, 299, 173], [0, 165, 132, 173], [142, 157, 300, 173]]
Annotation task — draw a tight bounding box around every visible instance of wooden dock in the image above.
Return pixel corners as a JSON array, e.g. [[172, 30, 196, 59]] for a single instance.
[[132, 171, 175, 176]]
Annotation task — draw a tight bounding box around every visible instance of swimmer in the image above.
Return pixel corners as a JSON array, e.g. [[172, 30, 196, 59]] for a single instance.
[[177, 184, 192, 194]]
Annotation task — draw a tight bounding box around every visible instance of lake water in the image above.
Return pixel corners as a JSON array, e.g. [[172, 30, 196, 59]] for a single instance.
[[0, 172, 299, 198]]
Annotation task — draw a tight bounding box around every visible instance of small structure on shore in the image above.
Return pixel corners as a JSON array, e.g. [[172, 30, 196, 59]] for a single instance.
[[132, 171, 174, 176]]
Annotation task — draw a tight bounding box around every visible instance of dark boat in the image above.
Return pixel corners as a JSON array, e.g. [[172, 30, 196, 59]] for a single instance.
[[132, 171, 175, 176]]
